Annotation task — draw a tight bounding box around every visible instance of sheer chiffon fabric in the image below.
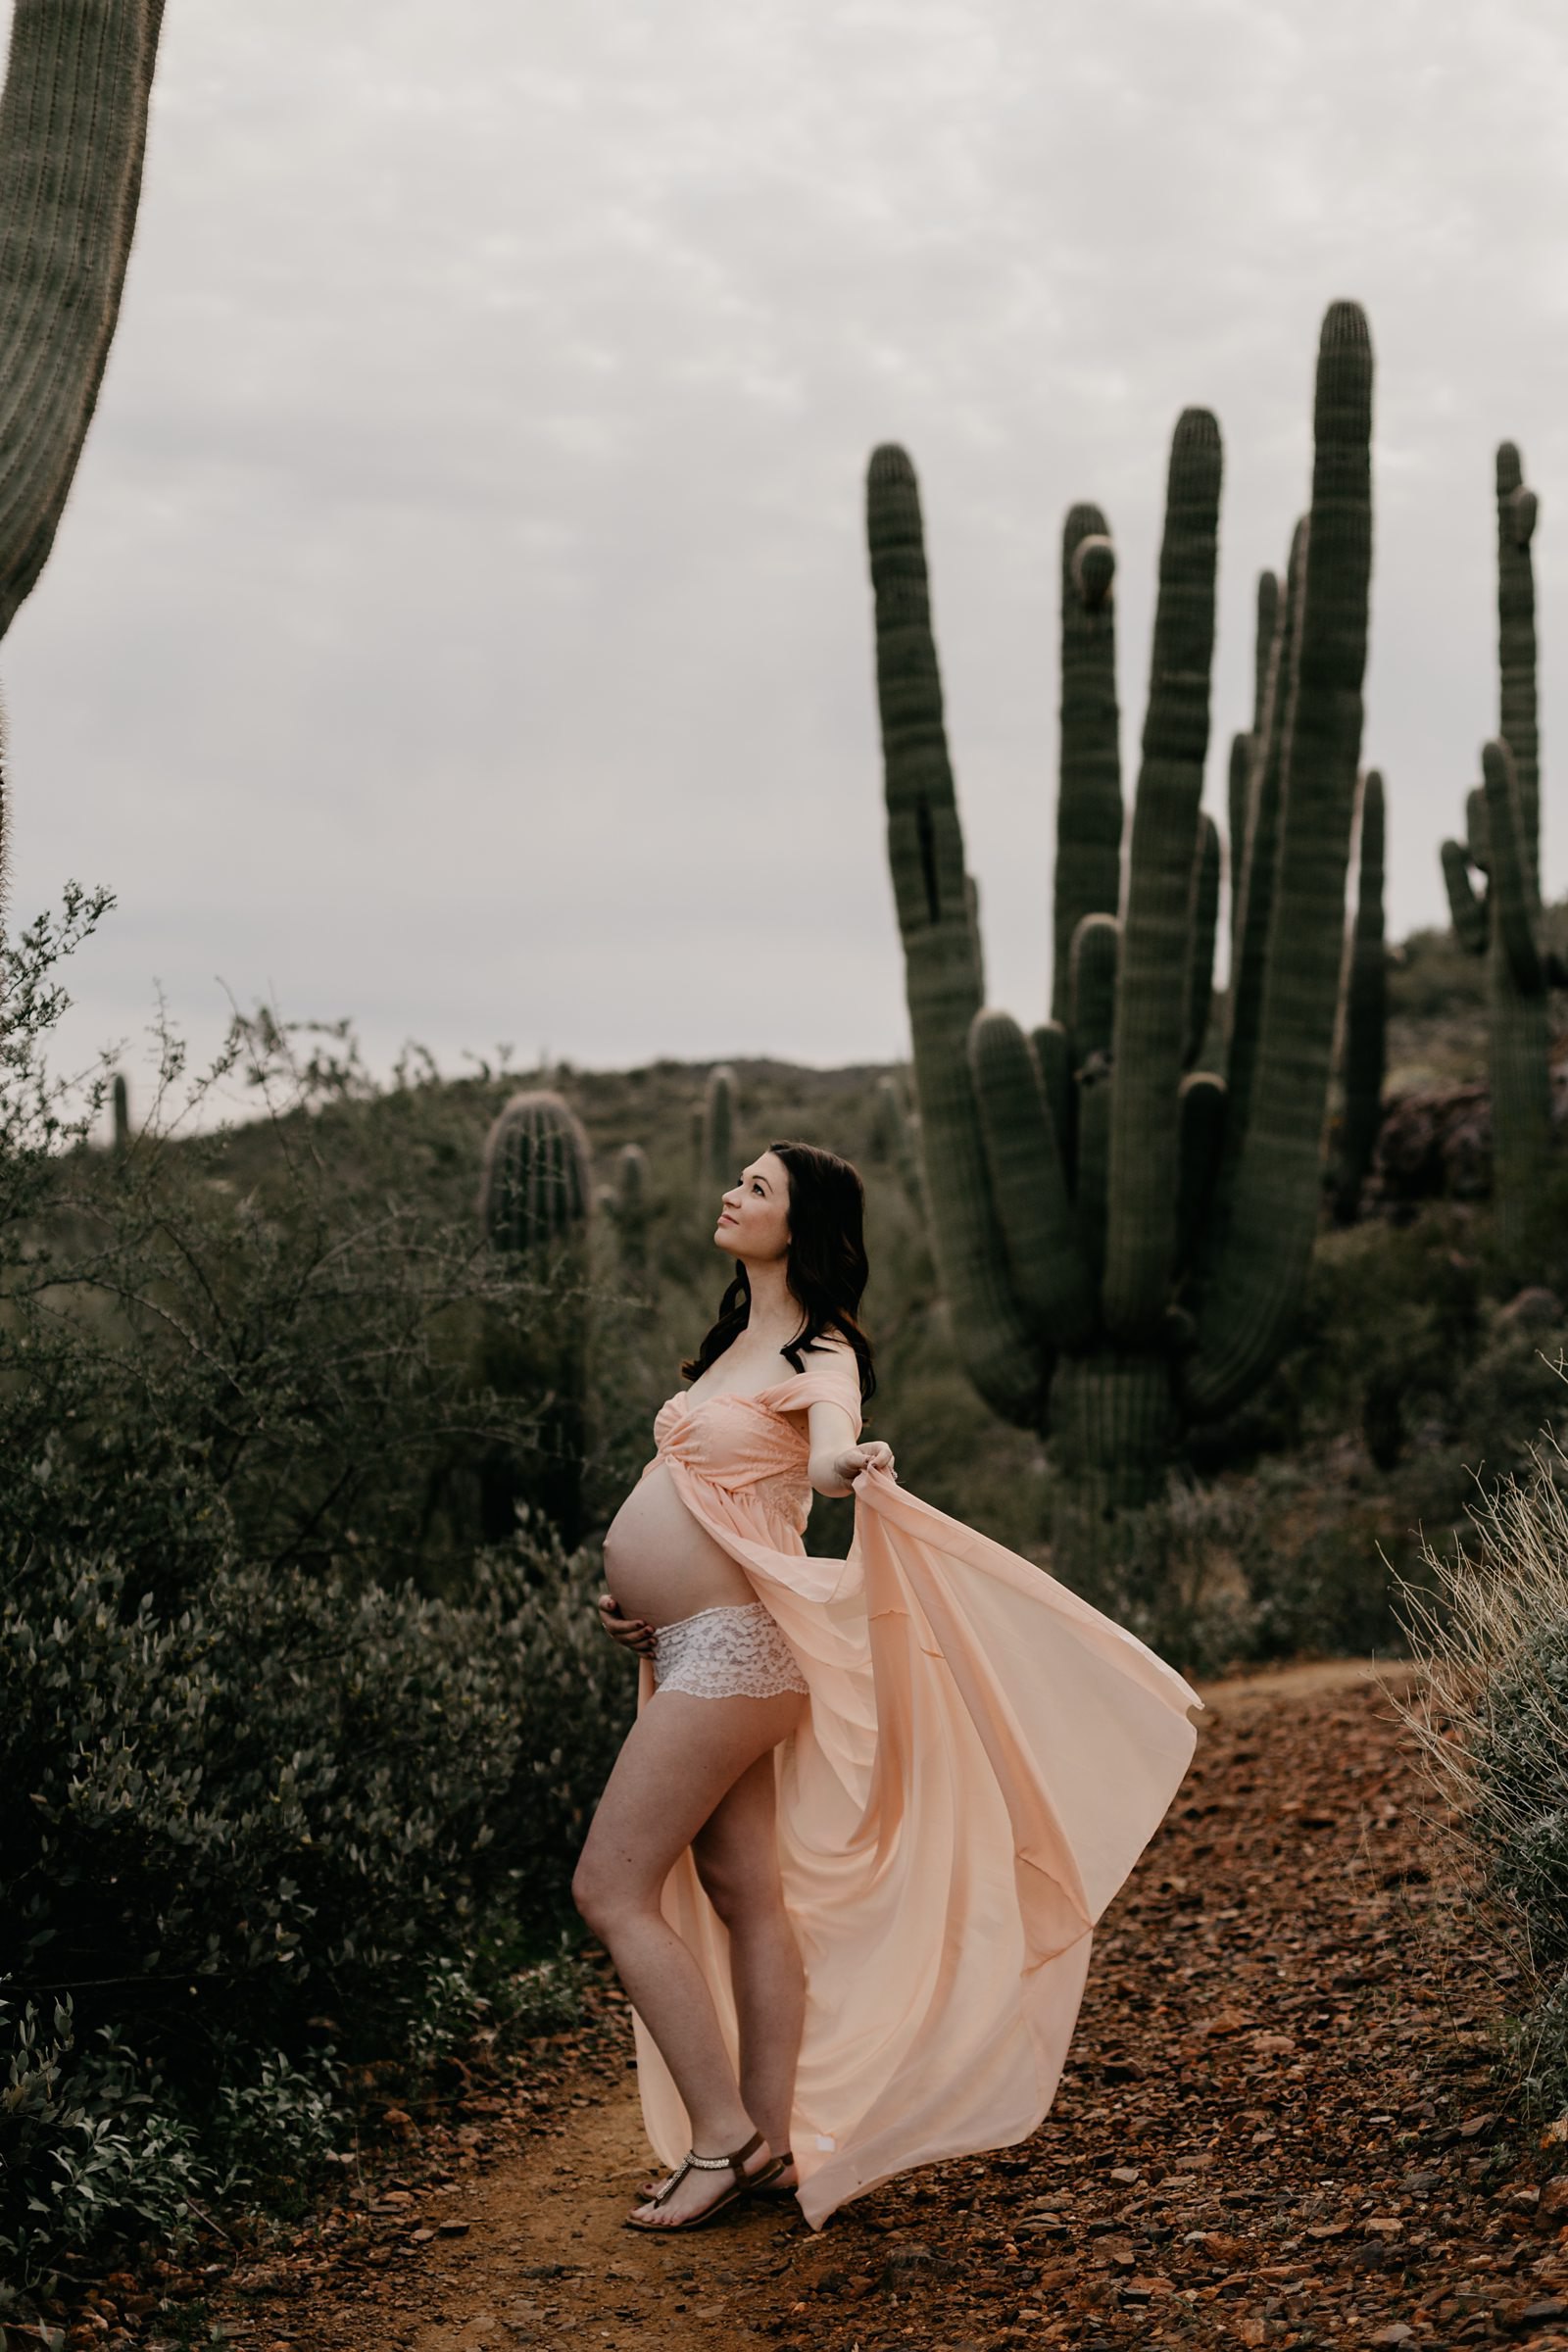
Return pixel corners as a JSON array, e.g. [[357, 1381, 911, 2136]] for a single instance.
[[629, 1350, 1203, 2230]]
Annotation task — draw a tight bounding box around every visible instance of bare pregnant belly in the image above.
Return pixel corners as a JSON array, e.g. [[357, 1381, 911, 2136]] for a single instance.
[[602, 1462, 758, 1629]]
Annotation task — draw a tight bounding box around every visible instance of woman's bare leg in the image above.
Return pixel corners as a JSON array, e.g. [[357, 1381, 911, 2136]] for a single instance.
[[693, 1750, 804, 2180], [571, 1684, 805, 2227]]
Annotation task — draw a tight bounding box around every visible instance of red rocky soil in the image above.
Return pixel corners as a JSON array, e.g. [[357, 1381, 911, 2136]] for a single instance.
[[61, 1660, 1568, 2352]]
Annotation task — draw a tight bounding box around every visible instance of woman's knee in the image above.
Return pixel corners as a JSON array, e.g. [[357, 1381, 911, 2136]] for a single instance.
[[571, 1846, 650, 1938], [694, 1848, 787, 1932]]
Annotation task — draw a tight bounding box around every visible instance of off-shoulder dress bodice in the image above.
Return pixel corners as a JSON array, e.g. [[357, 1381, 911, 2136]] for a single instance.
[[647, 1371, 847, 1533]]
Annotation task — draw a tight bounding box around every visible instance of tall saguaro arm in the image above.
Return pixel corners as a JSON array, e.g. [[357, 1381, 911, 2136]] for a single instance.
[[0, 0, 165, 642], [1437, 444, 1552, 1278], [1188, 301, 1374, 1419], [1103, 409, 1223, 1344], [866, 444, 1047, 1425]]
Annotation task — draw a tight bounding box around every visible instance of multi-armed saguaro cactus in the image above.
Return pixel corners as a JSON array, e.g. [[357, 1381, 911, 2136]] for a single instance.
[[0, 2, 165, 646], [867, 302, 1374, 1567], [476, 1089, 594, 1545], [1442, 445, 1557, 1276], [1333, 770, 1388, 1223]]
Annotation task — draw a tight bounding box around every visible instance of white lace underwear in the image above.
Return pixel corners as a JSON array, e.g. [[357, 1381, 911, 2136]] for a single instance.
[[651, 1601, 808, 1701]]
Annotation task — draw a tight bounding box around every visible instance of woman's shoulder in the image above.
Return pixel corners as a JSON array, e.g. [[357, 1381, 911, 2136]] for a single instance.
[[769, 1334, 863, 1416]]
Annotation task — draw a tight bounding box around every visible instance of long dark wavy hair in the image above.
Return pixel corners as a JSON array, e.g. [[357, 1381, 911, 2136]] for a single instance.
[[681, 1139, 876, 1406]]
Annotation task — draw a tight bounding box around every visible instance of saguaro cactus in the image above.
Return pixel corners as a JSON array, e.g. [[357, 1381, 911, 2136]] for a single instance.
[[612, 1141, 650, 1282], [866, 302, 1374, 1566], [872, 1070, 925, 1214], [1333, 770, 1387, 1224], [1442, 445, 1554, 1275], [479, 1089, 592, 1255], [697, 1063, 736, 1215], [0, 2, 165, 643], [476, 1089, 593, 1545]]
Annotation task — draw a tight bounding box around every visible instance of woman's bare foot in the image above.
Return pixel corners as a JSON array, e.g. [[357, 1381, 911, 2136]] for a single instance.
[[627, 2133, 778, 2230]]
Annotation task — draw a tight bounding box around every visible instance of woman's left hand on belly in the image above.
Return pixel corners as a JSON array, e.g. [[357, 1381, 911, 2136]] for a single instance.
[[598, 1592, 656, 1657]]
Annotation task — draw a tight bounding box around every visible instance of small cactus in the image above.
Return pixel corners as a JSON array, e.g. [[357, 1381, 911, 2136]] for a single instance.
[[112, 1069, 129, 1156], [475, 1089, 593, 1547], [612, 1141, 650, 1282], [698, 1063, 736, 1215], [872, 1071, 924, 1212]]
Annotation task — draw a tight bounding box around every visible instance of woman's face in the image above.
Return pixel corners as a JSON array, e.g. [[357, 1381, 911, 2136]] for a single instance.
[[715, 1151, 791, 1265]]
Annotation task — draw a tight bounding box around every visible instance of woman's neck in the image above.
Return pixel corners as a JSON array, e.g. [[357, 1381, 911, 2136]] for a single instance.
[[740, 1255, 800, 1341]]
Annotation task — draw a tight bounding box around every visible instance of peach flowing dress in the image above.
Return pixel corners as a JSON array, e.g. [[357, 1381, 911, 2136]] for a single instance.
[[630, 1349, 1203, 2230]]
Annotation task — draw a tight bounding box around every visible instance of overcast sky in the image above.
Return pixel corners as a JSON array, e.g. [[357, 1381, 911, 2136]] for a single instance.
[[7, 0, 1567, 1101]]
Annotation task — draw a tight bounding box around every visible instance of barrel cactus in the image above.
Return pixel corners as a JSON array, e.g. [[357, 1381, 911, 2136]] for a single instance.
[[866, 301, 1374, 1570], [476, 1089, 593, 1546], [1442, 445, 1557, 1276], [0, 2, 165, 646]]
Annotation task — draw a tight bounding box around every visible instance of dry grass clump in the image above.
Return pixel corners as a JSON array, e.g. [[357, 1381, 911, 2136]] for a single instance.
[[1396, 1418, 1568, 2114]]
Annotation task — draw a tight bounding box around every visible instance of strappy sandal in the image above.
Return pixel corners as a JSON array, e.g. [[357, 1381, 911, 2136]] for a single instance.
[[638, 2146, 798, 2201], [752, 2147, 797, 2197], [623, 2128, 784, 2233]]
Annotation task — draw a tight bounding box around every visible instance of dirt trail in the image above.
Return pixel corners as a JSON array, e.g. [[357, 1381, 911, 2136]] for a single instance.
[[214, 1653, 1562, 2352]]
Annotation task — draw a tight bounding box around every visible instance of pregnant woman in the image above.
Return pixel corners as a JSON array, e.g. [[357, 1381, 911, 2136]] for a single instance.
[[573, 1139, 1202, 2235]]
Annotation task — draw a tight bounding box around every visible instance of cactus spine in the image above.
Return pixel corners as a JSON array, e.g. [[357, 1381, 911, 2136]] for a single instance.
[[1441, 445, 1552, 1275], [0, 2, 165, 643], [867, 303, 1374, 1567], [1332, 770, 1387, 1224]]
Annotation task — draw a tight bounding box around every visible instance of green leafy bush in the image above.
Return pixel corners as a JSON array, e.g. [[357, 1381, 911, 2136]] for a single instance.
[[0, 1530, 631, 2287]]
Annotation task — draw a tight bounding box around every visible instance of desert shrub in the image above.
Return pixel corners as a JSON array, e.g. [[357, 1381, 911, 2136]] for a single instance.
[[1397, 1436, 1568, 2116], [0, 930, 591, 1601], [1061, 1474, 1260, 1677], [1261, 1209, 1482, 1472], [1064, 1448, 1420, 1679], [1449, 1308, 1568, 1489], [0, 1526, 631, 2287]]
